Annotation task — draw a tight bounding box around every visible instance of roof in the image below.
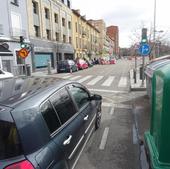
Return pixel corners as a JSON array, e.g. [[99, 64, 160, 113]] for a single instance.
[[0, 76, 70, 108]]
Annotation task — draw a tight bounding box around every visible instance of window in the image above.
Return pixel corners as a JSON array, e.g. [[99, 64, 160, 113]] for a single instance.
[[68, 21, 71, 29], [41, 101, 61, 134], [45, 8, 50, 19], [68, 85, 90, 109], [32, 1, 38, 14], [75, 22, 78, 32], [69, 37, 72, 44], [63, 34, 66, 43], [50, 88, 76, 124], [76, 37, 78, 48], [46, 29, 51, 40], [11, 0, 19, 6], [0, 120, 23, 159], [62, 18, 65, 27], [55, 32, 59, 41], [34, 25, 40, 37], [67, 0, 70, 8], [54, 13, 58, 23]]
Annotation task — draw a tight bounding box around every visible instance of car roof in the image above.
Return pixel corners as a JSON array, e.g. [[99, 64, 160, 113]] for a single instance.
[[0, 76, 72, 109]]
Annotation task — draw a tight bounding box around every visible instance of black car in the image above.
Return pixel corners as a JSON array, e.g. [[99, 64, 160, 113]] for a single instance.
[[57, 60, 78, 73], [0, 76, 102, 169]]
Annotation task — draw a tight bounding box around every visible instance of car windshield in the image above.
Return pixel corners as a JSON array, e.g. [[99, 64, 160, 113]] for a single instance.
[[58, 61, 68, 65]]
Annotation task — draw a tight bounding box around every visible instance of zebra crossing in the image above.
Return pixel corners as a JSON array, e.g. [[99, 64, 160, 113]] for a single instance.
[[61, 74, 128, 88]]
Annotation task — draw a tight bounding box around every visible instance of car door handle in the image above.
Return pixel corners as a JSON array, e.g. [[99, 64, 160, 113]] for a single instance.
[[84, 115, 89, 121], [63, 135, 72, 146]]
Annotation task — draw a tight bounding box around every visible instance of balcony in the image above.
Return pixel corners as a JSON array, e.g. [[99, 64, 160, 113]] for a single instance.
[[10, 28, 26, 37]]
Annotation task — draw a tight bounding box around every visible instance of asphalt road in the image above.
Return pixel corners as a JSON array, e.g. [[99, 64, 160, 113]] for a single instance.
[[46, 59, 151, 169]]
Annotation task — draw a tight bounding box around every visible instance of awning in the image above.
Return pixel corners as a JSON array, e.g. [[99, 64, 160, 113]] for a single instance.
[[0, 45, 13, 56]]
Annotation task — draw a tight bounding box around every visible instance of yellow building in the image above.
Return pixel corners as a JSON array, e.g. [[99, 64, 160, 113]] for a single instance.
[[72, 10, 100, 60], [27, 0, 74, 71]]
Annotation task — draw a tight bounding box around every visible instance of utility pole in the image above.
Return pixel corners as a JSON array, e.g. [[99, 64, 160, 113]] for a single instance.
[[153, 0, 157, 58]]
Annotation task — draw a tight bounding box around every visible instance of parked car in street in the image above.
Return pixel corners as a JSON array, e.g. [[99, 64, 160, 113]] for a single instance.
[[0, 76, 102, 169], [76, 59, 88, 70], [0, 69, 13, 79], [57, 60, 78, 73], [109, 58, 116, 64]]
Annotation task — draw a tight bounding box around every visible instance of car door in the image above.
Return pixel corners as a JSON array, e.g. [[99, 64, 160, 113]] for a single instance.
[[67, 84, 97, 138], [49, 87, 85, 167], [40, 100, 68, 169]]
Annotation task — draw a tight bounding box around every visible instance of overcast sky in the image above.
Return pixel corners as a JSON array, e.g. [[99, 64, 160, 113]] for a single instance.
[[71, 0, 170, 48]]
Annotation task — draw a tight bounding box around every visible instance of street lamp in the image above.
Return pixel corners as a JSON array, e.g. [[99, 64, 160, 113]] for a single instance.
[[153, 0, 157, 59]]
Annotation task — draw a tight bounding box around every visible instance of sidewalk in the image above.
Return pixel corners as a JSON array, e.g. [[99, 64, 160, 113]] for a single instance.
[[130, 68, 146, 91], [32, 69, 58, 77]]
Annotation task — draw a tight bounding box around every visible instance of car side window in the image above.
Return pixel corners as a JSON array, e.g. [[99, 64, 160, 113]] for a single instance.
[[68, 85, 90, 109], [41, 101, 61, 134], [50, 88, 77, 124]]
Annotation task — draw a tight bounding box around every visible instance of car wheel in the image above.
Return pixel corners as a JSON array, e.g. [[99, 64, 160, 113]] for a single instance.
[[95, 105, 101, 130]]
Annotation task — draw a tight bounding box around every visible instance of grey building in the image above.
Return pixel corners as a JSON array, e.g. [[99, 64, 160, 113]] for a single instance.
[[0, 0, 31, 75]]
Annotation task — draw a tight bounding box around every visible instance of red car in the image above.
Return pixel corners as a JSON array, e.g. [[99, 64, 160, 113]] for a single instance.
[[109, 58, 116, 64], [76, 59, 88, 70]]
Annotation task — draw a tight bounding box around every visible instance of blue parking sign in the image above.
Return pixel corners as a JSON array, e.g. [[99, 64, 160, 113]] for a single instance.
[[139, 43, 151, 56]]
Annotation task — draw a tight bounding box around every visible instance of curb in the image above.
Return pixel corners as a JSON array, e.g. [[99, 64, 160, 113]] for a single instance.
[[129, 69, 146, 92]]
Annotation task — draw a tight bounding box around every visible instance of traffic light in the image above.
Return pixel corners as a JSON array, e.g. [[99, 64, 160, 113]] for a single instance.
[[20, 36, 26, 48], [141, 28, 147, 43]]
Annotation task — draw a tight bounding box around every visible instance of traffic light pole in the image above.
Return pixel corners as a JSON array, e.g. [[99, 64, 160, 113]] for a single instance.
[[141, 55, 145, 87]]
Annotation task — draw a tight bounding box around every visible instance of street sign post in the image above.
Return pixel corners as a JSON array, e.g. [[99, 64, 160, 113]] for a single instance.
[[138, 43, 151, 86]]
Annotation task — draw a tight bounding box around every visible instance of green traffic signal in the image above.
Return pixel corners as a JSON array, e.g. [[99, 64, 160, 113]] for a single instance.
[[141, 28, 147, 43]]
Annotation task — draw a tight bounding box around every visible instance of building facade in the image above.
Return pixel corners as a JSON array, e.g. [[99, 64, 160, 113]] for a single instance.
[[27, 0, 74, 71], [88, 19, 108, 57], [72, 10, 100, 60], [107, 26, 119, 56], [0, 0, 30, 74]]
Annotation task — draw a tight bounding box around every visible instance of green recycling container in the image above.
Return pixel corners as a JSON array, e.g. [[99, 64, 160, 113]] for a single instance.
[[145, 64, 170, 169]]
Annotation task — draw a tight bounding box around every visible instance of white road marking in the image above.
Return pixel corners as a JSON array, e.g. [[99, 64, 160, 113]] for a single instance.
[[102, 76, 115, 86], [87, 76, 103, 85], [99, 127, 110, 150], [102, 102, 112, 107], [77, 75, 93, 83], [109, 107, 115, 115], [89, 88, 128, 94], [62, 75, 73, 79], [69, 76, 81, 80], [118, 77, 127, 87], [132, 124, 138, 144]]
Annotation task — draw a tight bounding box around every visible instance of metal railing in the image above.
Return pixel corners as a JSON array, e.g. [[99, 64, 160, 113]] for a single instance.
[[13, 64, 32, 76]]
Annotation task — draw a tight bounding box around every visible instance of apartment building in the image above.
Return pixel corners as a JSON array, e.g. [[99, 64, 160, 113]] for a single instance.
[[107, 26, 119, 56], [27, 0, 74, 71], [72, 9, 100, 60], [88, 19, 108, 57], [0, 0, 30, 74]]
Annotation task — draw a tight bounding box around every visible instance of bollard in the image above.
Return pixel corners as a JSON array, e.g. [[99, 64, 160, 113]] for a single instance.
[[47, 61, 51, 75], [133, 69, 137, 83]]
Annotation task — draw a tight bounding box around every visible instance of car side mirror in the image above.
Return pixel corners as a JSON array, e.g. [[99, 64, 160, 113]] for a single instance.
[[90, 94, 102, 101]]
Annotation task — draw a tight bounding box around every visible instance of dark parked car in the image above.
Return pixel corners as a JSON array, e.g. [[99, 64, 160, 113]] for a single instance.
[[57, 60, 78, 73], [0, 76, 102, 169]]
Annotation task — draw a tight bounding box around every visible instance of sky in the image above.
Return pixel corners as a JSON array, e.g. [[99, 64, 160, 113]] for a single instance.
[[71, 0, 170, 48]]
